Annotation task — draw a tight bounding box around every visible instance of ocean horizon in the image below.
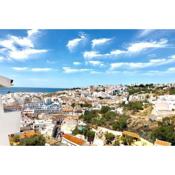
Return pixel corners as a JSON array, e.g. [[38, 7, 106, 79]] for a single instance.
[[0, 87, 66, 95]]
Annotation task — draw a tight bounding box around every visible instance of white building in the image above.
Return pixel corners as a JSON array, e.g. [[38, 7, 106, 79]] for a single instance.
[[0, 76, 21, 145], [150, 95, 175, 120], [61, 118, 78, 134], [23, 101, 61, 115], [33, 119, 55, 136]]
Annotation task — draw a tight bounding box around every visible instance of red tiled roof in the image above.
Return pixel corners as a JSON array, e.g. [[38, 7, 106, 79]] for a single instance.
[[154, 139, 171, 146], [63, 134, 85, 146], [20, 130, 37, 139]]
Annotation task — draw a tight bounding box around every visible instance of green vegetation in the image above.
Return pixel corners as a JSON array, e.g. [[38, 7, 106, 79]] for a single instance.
[[100, 106, 111, 114], [86, 130, 95, 143], [19, 135, 46, 146], [112, 115, 128, 131], [72, 126, 81, 135], [72, 126, 95, 143], [113, 140, 120, 146], [127, 84, 173, 96], [151, 117, 175, 145], [80, 103, 92, 108], [80, 106, 129, 131], [80, 110, 99, 124], [169, 88, 175, 95], [128, 84, 154, 95], [120, 135, 135, 146], [105, 132, 115, 144], [13, 135, 20, 142], [124, 101, 144, 112], [104, 111, 116, 121]]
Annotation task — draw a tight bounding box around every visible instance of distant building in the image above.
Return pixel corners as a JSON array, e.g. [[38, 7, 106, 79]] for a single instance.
[[23, 101, 61, 116]]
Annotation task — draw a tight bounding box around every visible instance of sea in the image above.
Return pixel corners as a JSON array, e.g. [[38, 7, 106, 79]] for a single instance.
[[0, 87, 66, 95]]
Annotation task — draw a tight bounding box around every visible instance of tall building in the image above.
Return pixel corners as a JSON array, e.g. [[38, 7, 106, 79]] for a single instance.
[[0, 76, 21, 145]]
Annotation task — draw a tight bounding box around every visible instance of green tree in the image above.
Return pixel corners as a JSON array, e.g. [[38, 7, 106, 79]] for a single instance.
[[169, 88, 175, 95], [121, 136, 134, 146], [112, 115, 128, 131], [13, 135, 20, 142], [101, 106, 111, 114], [104, 111, 116, 121], [19, 135, 46, 146], [113, 140, 120, 146], [86, 130, 95, 144], [105, 132, 115, 145], [151, 117, 175, 145], [125, 101, 143, 112], [72, 127, 80, 135]]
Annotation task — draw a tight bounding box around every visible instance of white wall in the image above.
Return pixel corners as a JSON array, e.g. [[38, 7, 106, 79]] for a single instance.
[[0, 112, 21, 145]]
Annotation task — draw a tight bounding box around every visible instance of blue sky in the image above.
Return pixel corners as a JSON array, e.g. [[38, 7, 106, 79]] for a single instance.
[[0, 29, 175, 88]]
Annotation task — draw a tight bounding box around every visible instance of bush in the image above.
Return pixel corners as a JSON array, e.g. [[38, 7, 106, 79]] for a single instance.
[[169, 88, 175, 95], [72, 127, 81, 135], [86, 130, 95, 143], [19, 135, 46, 146], [101, 106, 111, 114], [112, 115, 128, 131], [125, 101, 143, 112], [151, 117, 175, 145], [105, 132, 115, 145], [121, 136, 134, 146], [104, 111, 116, 121], [82, 110, 99, 123], [13, 135, 20, 142], [113, 140, 120, 146]]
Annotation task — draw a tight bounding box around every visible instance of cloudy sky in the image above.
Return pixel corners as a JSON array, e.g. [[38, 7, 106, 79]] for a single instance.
[[0, 29, 175, 88]]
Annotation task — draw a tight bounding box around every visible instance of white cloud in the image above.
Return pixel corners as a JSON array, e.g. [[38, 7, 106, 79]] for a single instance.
[[83, 51, 103, 59], [137, 29, 156, 38], [66, 33, 87, 52], [87, 60, 104, 66], [27, 29, 39, 38], [10, 35, 34, 48], [83, 39, 168, 59], [144, 67, 175, 76], [0, 56, 4, 61], [90, 71, 102, 74], [63, 67, 90, 73], [12, 67, 28, 71], [31, 68, 53, 72], [0, 29, 48, 61], [167, 67, 175, 72], [73, 61, 81, 65], [127, 39, 168, 53], [12, 67, 53, 72], [9, 48, 47, 60], [92, 38, 111, 48], [110, 56, 175, 70]]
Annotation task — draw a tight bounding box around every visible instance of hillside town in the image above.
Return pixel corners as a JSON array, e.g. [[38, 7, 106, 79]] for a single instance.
[[1, 76, 175, 146]]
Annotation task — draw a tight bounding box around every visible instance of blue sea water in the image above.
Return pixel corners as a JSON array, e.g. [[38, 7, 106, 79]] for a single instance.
[[0, 87, 65, 95]]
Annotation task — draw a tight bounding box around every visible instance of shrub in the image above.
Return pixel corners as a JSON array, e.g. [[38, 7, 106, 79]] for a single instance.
[[105, 132, 115, 145], [19, 135, 46, 146], [101, 106, 111, 114]]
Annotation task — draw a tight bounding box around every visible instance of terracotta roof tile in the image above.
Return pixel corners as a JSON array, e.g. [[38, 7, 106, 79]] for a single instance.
[[63, 134, 85, 146], [20, 130, 37, 139], [154, 139, 171, 146]]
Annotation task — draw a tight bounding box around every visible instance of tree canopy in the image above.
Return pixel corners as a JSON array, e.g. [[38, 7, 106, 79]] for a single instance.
[[151, 117, 175, 145]]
